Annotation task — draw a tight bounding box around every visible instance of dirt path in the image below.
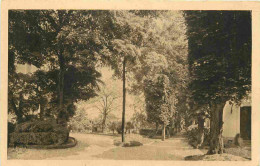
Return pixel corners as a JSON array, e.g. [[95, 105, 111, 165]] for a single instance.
[[46, 133, 203, 160], [95, 134, 204, 160], [46, 133, 116, 160]]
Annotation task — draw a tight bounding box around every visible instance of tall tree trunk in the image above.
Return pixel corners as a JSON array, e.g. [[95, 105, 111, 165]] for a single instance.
[[121, 57, 126, 142], [57, 51, 66, 127], [162, 123, 166, 141], [208, 102, 225, 154], [197, 115, 205, 148]]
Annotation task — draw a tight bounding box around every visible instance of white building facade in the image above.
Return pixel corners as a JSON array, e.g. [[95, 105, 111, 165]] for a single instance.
[[223, 95, 251, 140]]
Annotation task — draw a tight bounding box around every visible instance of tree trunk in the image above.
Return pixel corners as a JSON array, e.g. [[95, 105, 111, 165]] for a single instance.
[[155, 122, 159, 131], [57, 51, 66, 127], [167, 127, 171, 138], [102, 112, 107, 133], [208, 102, 225, 154], [121, 57, 126, 142], [154, 122, 159, 135], [197, 115, 205, 148], [162, 123, 166, 141], [39, 99, 46, 119], [10, 94, 23, 124]]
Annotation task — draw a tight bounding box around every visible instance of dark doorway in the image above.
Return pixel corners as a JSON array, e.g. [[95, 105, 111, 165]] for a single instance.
[[240, 106, 251, 140]]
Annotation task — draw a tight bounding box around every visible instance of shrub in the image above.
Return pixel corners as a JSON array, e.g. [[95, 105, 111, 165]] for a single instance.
[[108, 121, 117, 134], [116, 122, 122, 134], [9, 132, 68, 145], [139, 129, 163, 136], [186, 127, 210, 148], [234, 133, 244, 147], [139, 129, 154, 136], [14, 119, 57, 133], [8, 122, 15, 145], [122, 141, 143, 147], [8, 122, 15, 134], [9, 119, 69, 146]]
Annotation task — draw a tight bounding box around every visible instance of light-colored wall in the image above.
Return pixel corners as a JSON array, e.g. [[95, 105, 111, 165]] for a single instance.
[[223, 102, 240, 138]]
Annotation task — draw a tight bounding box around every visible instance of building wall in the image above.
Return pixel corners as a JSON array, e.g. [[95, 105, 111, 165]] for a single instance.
[[223, 102, 240, 138], [223, 95, 251, 139]]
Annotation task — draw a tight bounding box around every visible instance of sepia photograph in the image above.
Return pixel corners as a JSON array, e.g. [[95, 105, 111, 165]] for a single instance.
[[1, 1, 260, 166]]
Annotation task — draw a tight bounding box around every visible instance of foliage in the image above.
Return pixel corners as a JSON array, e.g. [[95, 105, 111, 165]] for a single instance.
[[68, 108, 91, 133], [9, 119, 69, 146], [144, 74, 175, 126], [126, 122, 134, 133], [125, 11, 188, 133], [139, 129, 155, 136], [89, 80, 120, 132], [186, 127, 210, 148], [185, 11, 251, 154], [185, 11, 251, 105], [108, 121, 117, 134], [9, 132, 68, 146], [130, 110, 149, 131], [8, 10, 116, 123]]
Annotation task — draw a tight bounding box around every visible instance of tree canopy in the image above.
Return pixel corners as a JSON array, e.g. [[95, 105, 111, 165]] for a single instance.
[[185, 11, 251, 154]]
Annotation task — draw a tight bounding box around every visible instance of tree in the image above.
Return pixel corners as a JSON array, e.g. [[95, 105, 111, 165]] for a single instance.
[[8, 10, 47, 123], [127, 11, 188, 140], [185, 11, 251, 154], [131, 110, 147, 131], [92, 82, 120, 132], [8, 10, 113, 125], [108, 121, 117, 134], [144, 74, 175, 140], [104, 11, 146, 142], [68, 108, 91, 133], [8, 73, 37, 123], [126, 121, 134, 134]]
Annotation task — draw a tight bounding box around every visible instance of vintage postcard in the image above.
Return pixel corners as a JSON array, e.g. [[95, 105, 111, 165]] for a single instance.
[[1, 0, 260, 166]]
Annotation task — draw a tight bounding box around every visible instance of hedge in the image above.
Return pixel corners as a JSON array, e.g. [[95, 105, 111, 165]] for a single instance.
[[9, 119, 69, 146], [9, 131, 68, 146], [14, 119, 57, 133]]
